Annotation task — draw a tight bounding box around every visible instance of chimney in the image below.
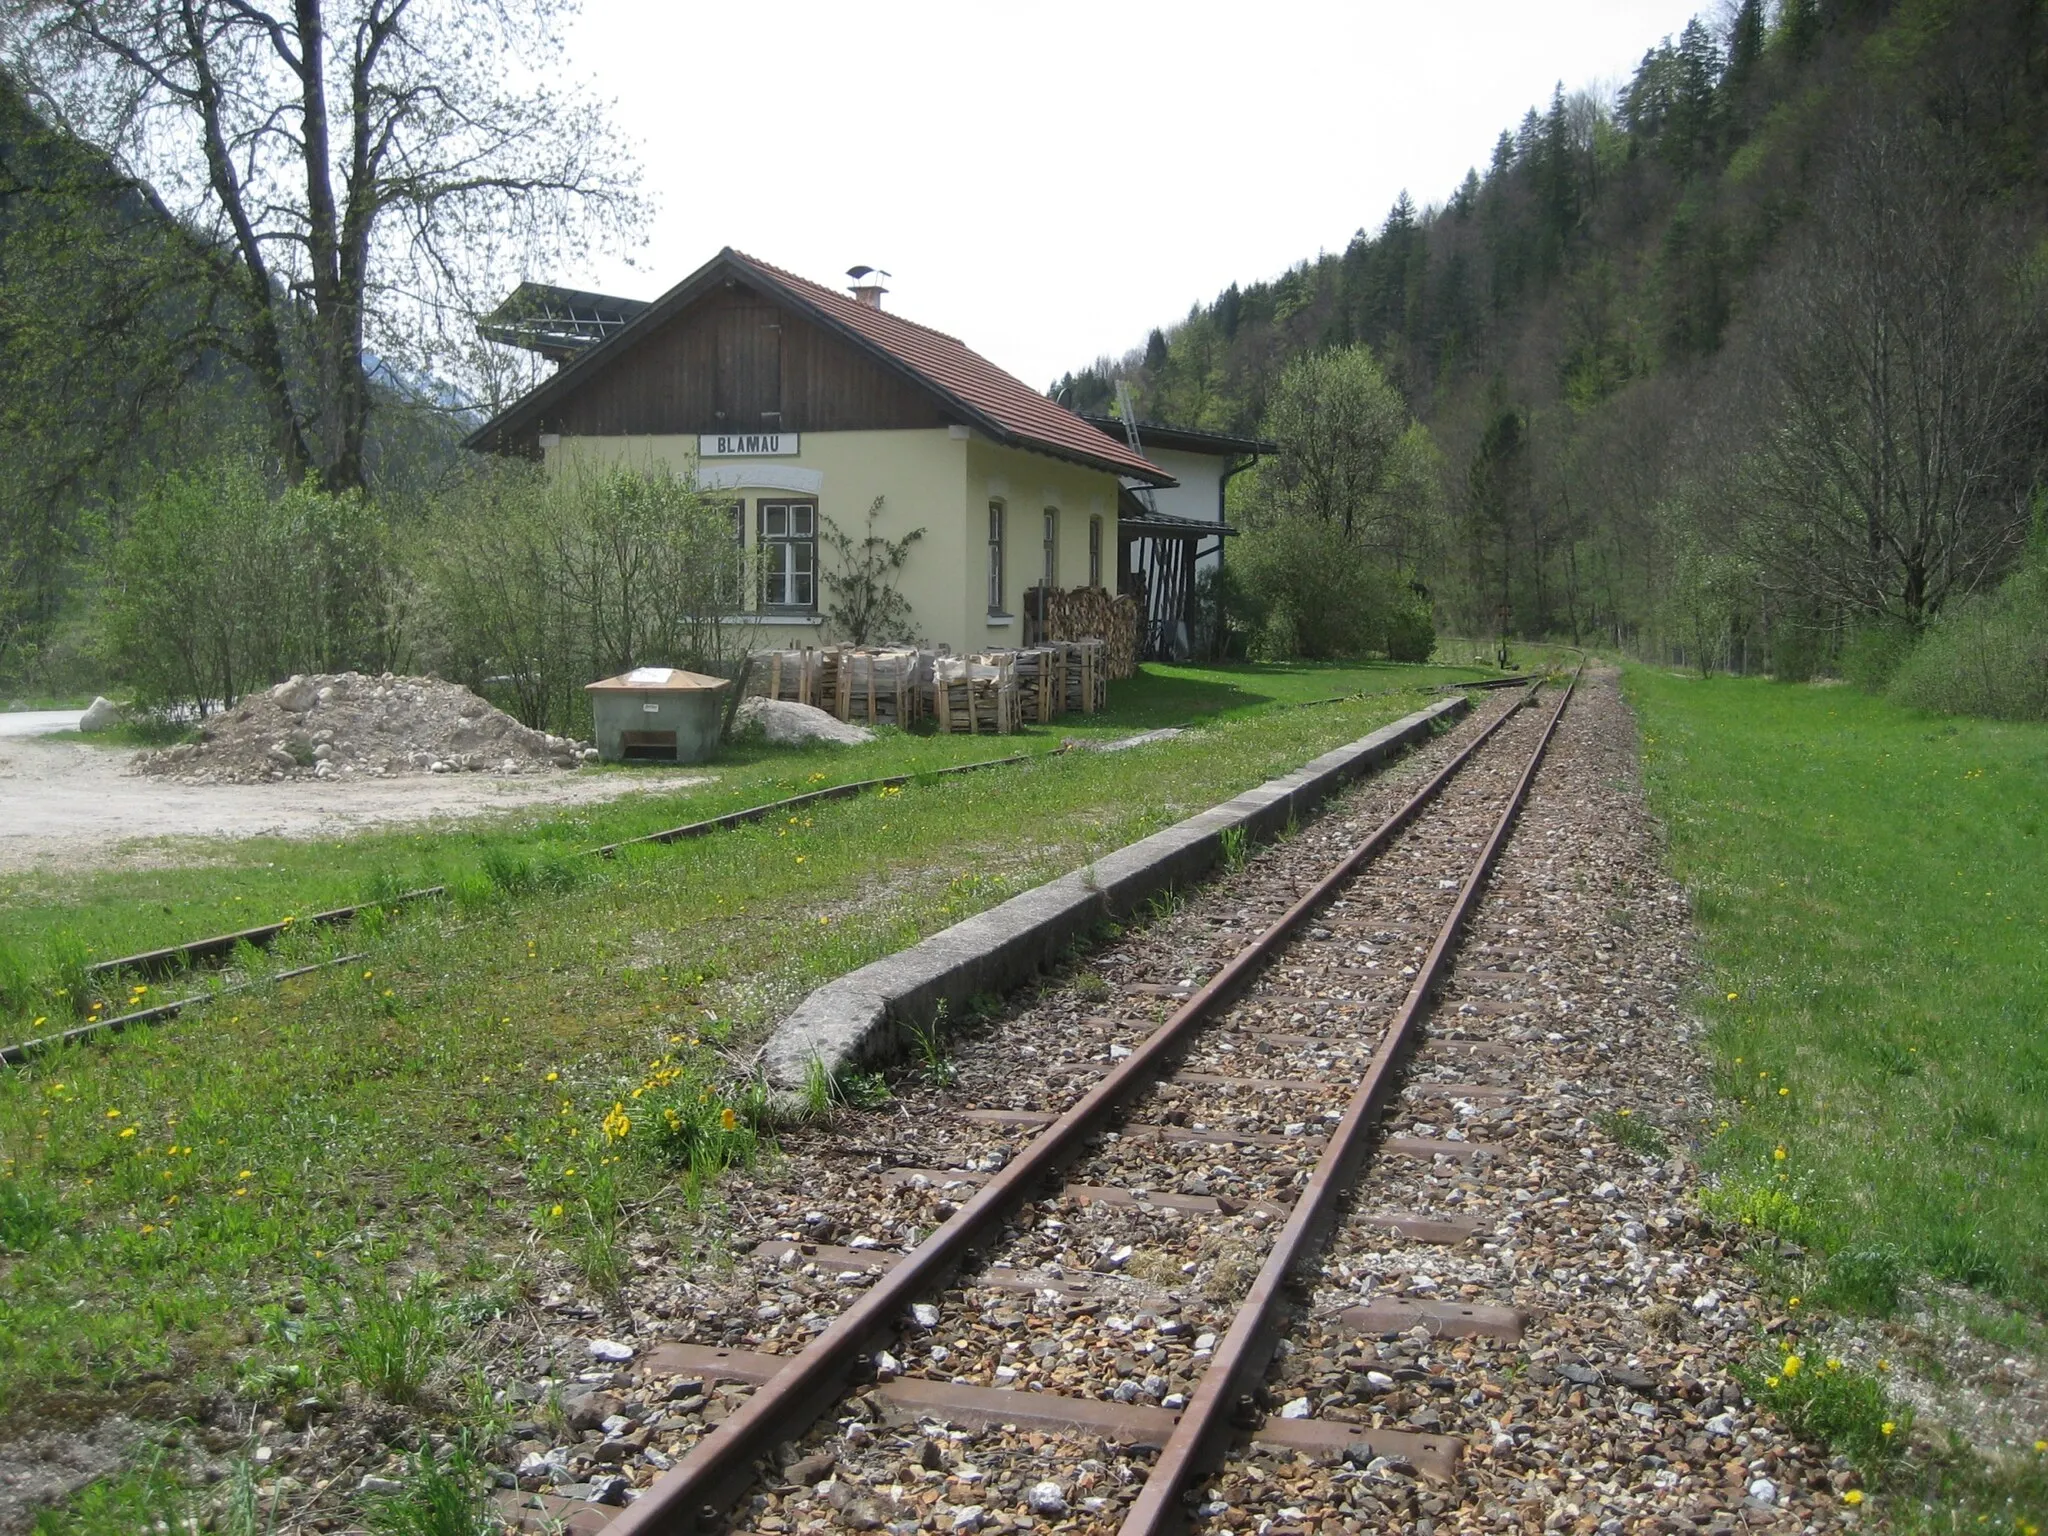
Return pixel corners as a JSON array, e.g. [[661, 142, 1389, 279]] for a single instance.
[[846, 265, 890, 310]]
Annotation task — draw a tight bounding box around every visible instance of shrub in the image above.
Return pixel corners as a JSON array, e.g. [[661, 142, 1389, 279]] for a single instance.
[[1815, 1245, 1906, 1316], [98, 456, 404, 715], [1382, 590, 1436, 662], [1888, 560, 2048, 721], [1838, 618, 1918, 692], [1235, 515, 1397, 660], [1770, 619, 1825, 683]]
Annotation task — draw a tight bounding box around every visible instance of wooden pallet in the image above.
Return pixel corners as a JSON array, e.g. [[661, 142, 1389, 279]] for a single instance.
[[833, 646, 922, 727]]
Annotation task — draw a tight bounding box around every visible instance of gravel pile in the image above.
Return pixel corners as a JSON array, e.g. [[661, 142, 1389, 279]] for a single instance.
[[135, 672, 592, 783]]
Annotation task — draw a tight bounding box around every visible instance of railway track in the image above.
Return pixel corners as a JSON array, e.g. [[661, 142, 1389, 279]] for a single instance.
[[500, 672, 1604, 1534]]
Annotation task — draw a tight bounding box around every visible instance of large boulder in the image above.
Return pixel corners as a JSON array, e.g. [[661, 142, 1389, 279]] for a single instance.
[[78, 696, 122, 732], [734, 697, 876, 747]]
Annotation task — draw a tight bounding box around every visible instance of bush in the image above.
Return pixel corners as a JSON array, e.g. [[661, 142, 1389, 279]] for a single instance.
[[1838, 618, 1918, 692], [98, 456, 404, 714], [417, 460, 747, 735], [1887, 561, 2048, 720], [1235, 515, 1406, 661], [1382, 591, 1435, 662]]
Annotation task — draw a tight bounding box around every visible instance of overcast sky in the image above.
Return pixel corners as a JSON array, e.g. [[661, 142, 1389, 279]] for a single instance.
[[562, 0, 1707, 392]]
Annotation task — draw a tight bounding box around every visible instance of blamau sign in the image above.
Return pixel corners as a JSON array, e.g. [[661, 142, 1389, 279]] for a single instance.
[[699, 432, 799, 457]]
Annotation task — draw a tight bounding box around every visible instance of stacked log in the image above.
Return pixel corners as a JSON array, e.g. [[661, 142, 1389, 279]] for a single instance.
[[833, 646, 922, 727], [753, 647, 823, 708], [1062, 638, 1107, 714], [1039, 586, 1140, 680], [1009, 646, 1065, 724], [934, 655, 1020, 735]]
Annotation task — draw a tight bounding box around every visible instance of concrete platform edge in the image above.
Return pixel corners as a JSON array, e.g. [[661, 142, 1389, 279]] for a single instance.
[[757, 694, 1471, 1103]]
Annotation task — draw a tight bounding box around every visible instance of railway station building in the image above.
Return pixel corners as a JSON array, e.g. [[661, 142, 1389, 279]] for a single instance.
[[468, 249, 1259, 660]]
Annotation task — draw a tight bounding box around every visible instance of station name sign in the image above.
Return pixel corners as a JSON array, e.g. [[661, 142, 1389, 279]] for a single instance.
[[699, 432, 799, 457]]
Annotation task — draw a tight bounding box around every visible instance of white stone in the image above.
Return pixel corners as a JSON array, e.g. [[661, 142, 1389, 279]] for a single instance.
[[874, 1351, 902, 1380], [910, 1303, 941, 1328], [1026, 1481, 1068, 1516], [1279, 1396, 1313, 1419], [949, 1505, 985, 1530], [1748, 1477, 1777, 1505], [734, 696, 876, 747], [1705, 1413, 1738, 1437], [78, 696, 122, 732], [587, 1338, 634, 1362]]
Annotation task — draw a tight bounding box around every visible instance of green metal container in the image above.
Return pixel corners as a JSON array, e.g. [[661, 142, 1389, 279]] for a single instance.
[[584, 667, 731, 764]]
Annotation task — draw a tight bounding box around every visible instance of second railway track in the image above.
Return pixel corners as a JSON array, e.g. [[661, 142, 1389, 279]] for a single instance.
[[499, 674, 1615, 1535]]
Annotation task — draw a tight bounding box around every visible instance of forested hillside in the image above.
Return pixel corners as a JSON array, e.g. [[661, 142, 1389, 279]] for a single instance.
[[1061, 0, 2048, 668]]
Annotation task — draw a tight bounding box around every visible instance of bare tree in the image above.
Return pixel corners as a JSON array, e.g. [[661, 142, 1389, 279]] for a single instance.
[[0, 0, 646, 490], [1745, 112, 2045, 625]]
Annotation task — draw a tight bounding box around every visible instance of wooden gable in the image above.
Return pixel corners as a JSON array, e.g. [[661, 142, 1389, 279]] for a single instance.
[[542, 281, 950, 438]]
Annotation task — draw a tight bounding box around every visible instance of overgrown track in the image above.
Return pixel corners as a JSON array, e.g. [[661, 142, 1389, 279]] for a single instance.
[[525, 674, 1581, 1534]]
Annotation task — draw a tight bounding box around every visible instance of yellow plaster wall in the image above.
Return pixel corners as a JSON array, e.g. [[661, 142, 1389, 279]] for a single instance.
[[964, 438, 1120, 650], [549, 429, 971, 652]]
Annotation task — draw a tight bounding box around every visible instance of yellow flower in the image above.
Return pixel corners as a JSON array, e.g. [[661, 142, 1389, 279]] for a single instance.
[[105, 1109, 121, 1119], [1788, 1295, 1801, 1307], [546, 1071, 559, 1082], [1842, 1490, 1863, 1506], [1778, 1087, 1790, 1097], [719, 1107, 739, 1132], [1881, 1421, 1895, 1436], [1774, 1145, 1788, 1161], [1765, 1376, 1781, 1388], [2036, 1438, 2047, 1453], [362, 970, 374, 980], [119, 1126, 136, 1139], [550, 1203, 564, 1218], [1782, 1355, 1803, 1378], [1726, 992, 1738, 1001], [238, 1170, 252, 1180]]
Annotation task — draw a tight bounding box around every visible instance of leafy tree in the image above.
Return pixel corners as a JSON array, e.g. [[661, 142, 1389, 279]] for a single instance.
[[1, 0, 645, 491]]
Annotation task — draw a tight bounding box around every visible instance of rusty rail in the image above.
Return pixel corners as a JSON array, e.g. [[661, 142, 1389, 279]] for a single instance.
[[601, 682, 1545, 1535], [1116, 662, 1579, 1534]]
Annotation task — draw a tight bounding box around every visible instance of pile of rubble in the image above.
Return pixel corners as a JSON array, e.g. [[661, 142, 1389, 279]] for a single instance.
[[137, 672, 594, 783]]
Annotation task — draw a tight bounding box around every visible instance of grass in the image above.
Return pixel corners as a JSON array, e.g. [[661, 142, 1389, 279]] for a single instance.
[[1626, 670, 2048, 1311], [1628, 667, 2048, 1531], [0, 658, 1489, 1013], [0, 662, 1473, 1473]]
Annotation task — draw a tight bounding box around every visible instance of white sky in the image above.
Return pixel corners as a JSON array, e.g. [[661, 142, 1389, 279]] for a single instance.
[[563, 0, 1707, 392]]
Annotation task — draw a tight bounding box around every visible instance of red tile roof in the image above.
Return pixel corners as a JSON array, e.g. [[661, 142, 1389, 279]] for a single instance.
[[727, 251, 1172, 484], [466, 248, 1174, 486]]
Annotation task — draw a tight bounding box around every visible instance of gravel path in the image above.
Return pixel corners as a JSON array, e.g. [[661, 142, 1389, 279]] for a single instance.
[[476, 671, 1848, 1535]]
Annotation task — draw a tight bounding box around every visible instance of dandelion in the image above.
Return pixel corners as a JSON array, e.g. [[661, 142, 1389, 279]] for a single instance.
[[1842, 1490, 1863, 1506], [2034, 1438, 2046, 1453], [1788, 1295, 1800, 1308], [1877, 1358, 1890, 1372], [238, 1170, 252, 1180], [1774, 1145, 1787, 1161], [1765, 1376, 1781, 1389], [719, 1107, 739, 1132], [1727, 992, 1738, 1002], [546, 1071, 559, 1082], [106, 1108, 120, 1118], [119, 1126, 136, 1139], [601, 1103, 631, 1142], [1778, 1086, 1790, 1097], [363, 970, 374, 980], [550, 1203, 564, 1218], [1782, 1355, 1803, 1378], [1880, 1421, 1895, 1437]]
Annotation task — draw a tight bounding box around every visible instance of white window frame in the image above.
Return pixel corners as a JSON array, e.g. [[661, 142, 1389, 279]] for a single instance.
[[759, 499, 817, 612]]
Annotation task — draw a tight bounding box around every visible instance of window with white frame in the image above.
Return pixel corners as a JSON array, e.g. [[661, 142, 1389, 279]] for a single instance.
[[759, 500, 817, 610], [1042, 508, 1058, 590], [1088, 515, 1103, 588], [987, 500, 1006, 614]]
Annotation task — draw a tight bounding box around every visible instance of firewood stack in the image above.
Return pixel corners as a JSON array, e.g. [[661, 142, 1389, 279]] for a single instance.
[[1062, 638, 1107, 714], [1011, 646, 1065, 724], [1038, 586, 1141, 680], [933, 655, 1020, 734], [833, 646, 922, 726]]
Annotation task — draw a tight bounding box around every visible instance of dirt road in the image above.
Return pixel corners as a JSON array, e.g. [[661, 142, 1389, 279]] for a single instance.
[[0, 733, 709, 874]]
